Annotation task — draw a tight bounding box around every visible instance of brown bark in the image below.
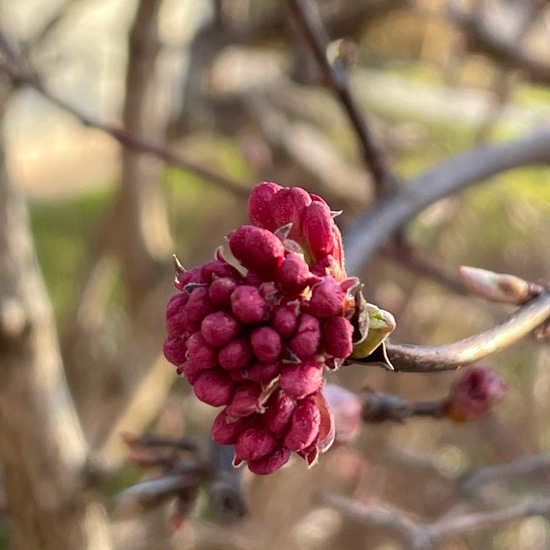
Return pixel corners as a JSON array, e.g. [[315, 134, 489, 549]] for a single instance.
[[0, 82, 112, 549]]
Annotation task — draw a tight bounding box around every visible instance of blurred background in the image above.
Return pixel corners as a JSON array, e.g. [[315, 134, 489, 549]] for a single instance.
[[1, 0, 550, 549]]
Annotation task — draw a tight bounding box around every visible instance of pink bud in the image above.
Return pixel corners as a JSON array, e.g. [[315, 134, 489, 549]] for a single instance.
[[247, 446, 291, 475], [280, 359, 324, 400], [229, 225, 285, 276], [289, 314, 321, 359], [184, 287, 213, 322], [263, 389, 296, 435], [445, 367, 507, 422], [163, 335, 187, 365], [271, 302, 300, 338], [193, 369, 236, 407], [235, 428, 278, 462], [302, 201, 337, 260], [175, 267, 203, 291], [248, 181, 281, 230], [322, 316, 354, 359], [212, 408, 250, 445], [312, 255, 344, 280], [200, 260, 241, 283], [226, 383, 264, 419], [218, 337, 253, 371], [231, 285, 267, 324], [284, 396, 321, 452], [166, 293, 190, 336], [247, 361, 282, 386], [208, 277, 239, 308], [270, 187, 312, 237], [180, 359, 213, 385], [201, 311, 242, 347], [279, 253, 314, 296], [323, 384, 361, 444], [186, 332, 218, 369], [251, 327, 282, 363], [309, 277, 345, 318]]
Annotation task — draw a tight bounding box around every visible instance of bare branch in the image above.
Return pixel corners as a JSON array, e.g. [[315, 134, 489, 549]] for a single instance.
[[387, 290, 550, 372], [0, 79, 112, 550], [344, 127, 550, 273], [319, 491, 550, 549], [350, 290, 550, 372], [0, 30, 249, 199], [287, 0, 398, 197], [449, 2, 550, 86], [463, 452, 550, 494]]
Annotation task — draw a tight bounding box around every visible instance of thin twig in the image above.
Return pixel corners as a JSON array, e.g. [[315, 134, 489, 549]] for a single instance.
[[287, 0, 398, 197], [344, 127, 550, 273], [463, 452, 550, 494], [319, 491, 550, 549], [0, 30, 249, 199], [381, 242, 469, 294], [448, 1, 550, 85], [351, 290, 550, 372]]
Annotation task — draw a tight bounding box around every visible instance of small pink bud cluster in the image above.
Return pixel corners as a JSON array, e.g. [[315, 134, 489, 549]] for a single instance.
[[164, 182, 357, 474], [444, 366, 507, 422]]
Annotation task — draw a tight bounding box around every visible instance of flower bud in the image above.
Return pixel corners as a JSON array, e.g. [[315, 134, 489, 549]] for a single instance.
[[247, 361, 282, 386], [445, 367, 507, 422], [235, 428, 278, 463], [208, 277, 239, 308], [248, 181, 281, 230], [322, 316, 353, 359], [200, 260, 241, 283], [284, 396, 321, 452], [312, 255, 344, 280], [263, 389, 296, 435], [163, 335, 187, 365], [231, 285, 267, 324], [175, 266, 203, 291], [166, 293, 189, 336], [289, 314, 321, 359], [323, 384, 361, 443], [302, 201, 336, 260], [251, 327, 282, 363], [212, 408, 250, 445], [229, 225, 285, 276], [271, 302, 300, 338], [270, 187, 311, 238], [247, 446, 291, 475], [219, 337, 253, 371], [193, 369, 236, 407], [309, 277, 345, 318], [185, 287, 213, 323], [279, 252, 314, 296], [185, 333, 218, 369], [280, 359, 324, 400], [226, 383, 264, 419], [201, 311, 242, 347]]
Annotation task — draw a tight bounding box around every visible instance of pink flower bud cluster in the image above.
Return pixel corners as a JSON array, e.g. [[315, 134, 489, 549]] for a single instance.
[[164, 182, 358, 474], [444, 366, 507, 422]]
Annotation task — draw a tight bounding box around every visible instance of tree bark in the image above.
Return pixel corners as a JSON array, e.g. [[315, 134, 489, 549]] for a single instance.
[[0, 82, 112, 549]]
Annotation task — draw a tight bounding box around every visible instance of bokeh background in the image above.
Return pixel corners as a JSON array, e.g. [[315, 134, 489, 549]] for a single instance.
[[1, 0, 550, 549]]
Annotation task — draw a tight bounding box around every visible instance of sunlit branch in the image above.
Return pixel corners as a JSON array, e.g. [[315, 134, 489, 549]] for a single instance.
[[319, 491, 550, 550], [287, 0, 398, 197], [0, 30, 249, 199], [448, 1, 550, 86], [344, 127, 550, 273], [462, 452, 550, 494], [381, 290, 550, 372]]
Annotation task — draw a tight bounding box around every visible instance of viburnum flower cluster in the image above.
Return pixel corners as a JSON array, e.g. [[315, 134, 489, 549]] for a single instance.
[[163, 182, 362, 474]]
